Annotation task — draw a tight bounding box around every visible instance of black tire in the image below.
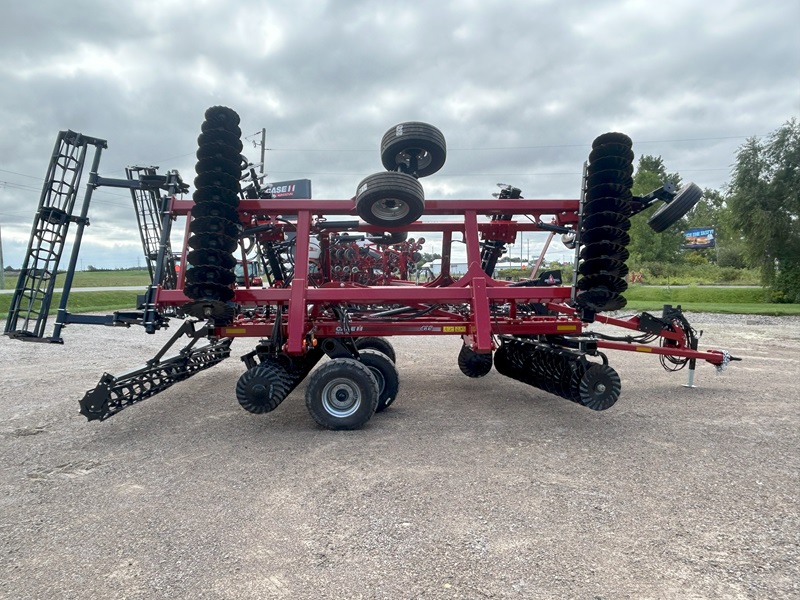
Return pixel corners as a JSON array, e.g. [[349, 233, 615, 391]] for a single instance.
[[354, 337, 397, 363], [647, 182, 703, 233], [381, 121, 446, 177], [357, 349, 400, 412], [457, 345, 493, 378], [355, 172, 424, 228], [236, 363, 290, 414], [305, 358, 379, 430]]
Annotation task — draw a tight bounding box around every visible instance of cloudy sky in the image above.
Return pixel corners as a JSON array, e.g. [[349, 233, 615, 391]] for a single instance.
[[0, 0, 798, 271]]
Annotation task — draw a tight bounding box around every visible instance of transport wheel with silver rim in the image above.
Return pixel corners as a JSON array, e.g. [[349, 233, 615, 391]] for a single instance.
[[305, 358, 379, 430], [354, 336, 397, 363], [355, 172, 425, 228]]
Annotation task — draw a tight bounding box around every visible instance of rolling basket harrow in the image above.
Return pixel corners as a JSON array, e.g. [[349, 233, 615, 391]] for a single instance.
[[4, 107, 738, 429]]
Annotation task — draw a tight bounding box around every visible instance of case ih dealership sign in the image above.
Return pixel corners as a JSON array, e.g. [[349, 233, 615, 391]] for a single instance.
[[264, 179, 312, 199]]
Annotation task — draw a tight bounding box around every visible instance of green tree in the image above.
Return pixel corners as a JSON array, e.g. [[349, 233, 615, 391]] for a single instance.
[[727, 119, 800, 301], [627, 155, 685, 265]]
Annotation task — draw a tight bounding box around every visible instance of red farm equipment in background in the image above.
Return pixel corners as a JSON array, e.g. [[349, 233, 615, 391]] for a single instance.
[[3, 107, 737, 429]]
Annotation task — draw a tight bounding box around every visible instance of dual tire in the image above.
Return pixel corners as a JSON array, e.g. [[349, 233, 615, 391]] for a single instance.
[[356, 122, 446, 228]]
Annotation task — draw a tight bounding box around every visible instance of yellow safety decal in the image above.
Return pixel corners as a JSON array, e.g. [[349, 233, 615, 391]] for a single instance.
[[636, 347, 653, 352], [224, 328, 247, 334], [556, 325, 577, 331], [443, 325, 468, 333]]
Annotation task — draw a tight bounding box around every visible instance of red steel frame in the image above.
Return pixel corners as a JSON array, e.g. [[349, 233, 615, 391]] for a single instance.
[[155, 197, 730, 367]]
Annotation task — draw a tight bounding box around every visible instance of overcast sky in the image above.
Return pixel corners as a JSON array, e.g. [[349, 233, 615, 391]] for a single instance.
[[1, 0, 798, 271]]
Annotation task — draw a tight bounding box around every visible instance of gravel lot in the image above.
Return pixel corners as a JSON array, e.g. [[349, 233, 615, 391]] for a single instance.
[[1, 312, 798, 599]]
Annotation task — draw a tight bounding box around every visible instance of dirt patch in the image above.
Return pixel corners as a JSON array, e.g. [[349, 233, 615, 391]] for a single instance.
[[1, 315, 798, 598]]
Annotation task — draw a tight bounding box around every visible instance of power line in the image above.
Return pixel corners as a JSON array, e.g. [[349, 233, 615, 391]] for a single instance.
[[264, 134, 762, 153]]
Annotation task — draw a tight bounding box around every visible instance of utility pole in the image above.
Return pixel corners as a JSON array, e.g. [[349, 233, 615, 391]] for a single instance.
[[260, 128, 266, 175], [0, 223, 5, 289]]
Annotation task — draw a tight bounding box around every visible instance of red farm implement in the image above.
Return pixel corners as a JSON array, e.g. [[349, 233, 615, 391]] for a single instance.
[[4, 107, 737, 429]]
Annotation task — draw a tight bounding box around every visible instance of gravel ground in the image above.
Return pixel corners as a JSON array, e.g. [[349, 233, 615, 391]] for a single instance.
[[0, 312, 798, 599]]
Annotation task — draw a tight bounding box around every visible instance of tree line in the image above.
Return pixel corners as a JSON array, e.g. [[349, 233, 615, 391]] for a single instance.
[[627, 118, 798, 302]]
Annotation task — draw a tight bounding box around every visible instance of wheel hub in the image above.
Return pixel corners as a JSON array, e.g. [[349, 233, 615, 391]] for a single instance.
[[372, 198, 410, 221], [321, 378, 361, 417]]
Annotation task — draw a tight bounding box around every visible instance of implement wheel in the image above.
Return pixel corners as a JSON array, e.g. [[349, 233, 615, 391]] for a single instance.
[[357, 349, 400, 412], [648, 182, 703, 232], [355, 172, 425, 228], [305, 358, 379, 430], [381, 121, 446, 177], [355, 337, 397, 363]]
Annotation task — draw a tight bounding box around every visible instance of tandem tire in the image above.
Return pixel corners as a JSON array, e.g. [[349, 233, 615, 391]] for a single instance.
[[354, 337, 397, 363], [380, 121, 447, 177], [355, 172, 425, 228], [305, 358, 379, 430], [356, 349, 400, 412], [647, 182, 703, 232]]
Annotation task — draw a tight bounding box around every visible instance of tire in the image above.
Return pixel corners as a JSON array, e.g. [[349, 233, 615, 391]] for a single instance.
[[457, 345, 493, 378], [647, 182, 703, 233], [355, 172, 424, 228], [354, 337, 397, 363], [357, 349, 400, 412], [381, 121, 446, 177], [305, 358, 379, 430]]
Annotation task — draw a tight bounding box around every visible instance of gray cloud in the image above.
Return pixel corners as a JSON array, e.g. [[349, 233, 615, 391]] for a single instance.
[[1, 0, 797, 267]]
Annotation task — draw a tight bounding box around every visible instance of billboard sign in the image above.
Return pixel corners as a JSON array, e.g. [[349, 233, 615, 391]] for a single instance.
[[682, 227, 715, 249], [264, 179, 312, 199]]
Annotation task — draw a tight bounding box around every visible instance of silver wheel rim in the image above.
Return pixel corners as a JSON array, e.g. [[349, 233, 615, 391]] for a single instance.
[[321, 377, 361, 418], [371, 197, 411, 221]]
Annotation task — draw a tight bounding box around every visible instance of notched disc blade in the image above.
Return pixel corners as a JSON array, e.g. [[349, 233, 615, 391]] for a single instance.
[[580, 226, 631, 246], [187, 248, 238, 269], [579, 242, 630, 262], [582, 211, 631, 231]]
